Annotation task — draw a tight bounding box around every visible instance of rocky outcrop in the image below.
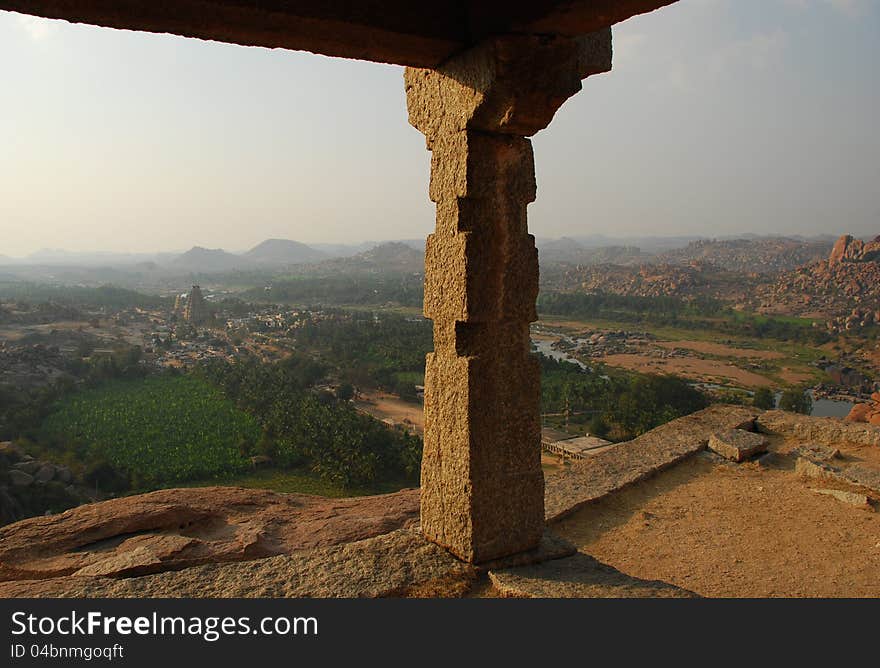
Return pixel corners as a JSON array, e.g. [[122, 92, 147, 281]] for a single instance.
[[0, 442, 81, 526], [847, 392, 880, 427], [757, 234, 880, 324], [0, 486, 419, 582], [829, 234, 880, 265], [0, 529, 474, 599], [757, 409, 880, 446]]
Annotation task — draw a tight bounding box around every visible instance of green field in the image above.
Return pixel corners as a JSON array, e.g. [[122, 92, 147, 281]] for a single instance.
[[41, 376, 260, 486]]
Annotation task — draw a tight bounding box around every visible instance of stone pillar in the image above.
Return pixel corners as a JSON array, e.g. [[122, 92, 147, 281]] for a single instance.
[[406, 31, 612, 563]]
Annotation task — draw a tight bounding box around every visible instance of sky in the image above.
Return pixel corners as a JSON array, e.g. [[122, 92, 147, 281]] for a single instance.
[[0, 0, 878, 257]]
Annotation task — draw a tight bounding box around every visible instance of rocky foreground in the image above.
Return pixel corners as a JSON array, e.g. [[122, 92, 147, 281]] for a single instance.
[[0, 486, 419, 582], [2, 406, 880, 598], [847, 392, 880, 426]]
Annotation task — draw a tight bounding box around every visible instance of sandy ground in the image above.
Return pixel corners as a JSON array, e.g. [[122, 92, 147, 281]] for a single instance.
[[655, 340, 785, 359], [601, 353, 774, 387], [356, 392, 425, 434], [554, 452, 880, 597]]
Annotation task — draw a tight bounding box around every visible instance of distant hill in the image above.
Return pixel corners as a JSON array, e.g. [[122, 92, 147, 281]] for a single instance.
[[655, 237, 833, 274], [243, 239, 327, 265], [754, 233, 880, 322], [537, 237, 645, 266], [168, 247, 253, 273], [353, 242, 424, 272], [310, 239, 425, 258], [289, 242, 425, 277], [23, 249, 176, 266]]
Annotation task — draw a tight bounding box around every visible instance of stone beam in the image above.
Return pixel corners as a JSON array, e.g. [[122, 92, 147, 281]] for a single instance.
[[406, 30, 611, 563], [0, 1, 671, 67], [490, 0, 679, 36]]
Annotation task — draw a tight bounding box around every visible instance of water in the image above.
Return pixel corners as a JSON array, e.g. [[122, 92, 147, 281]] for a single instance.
[[809, 396, 857, 418], [773, 390, 856, 418], [531, 337, 588, 370]]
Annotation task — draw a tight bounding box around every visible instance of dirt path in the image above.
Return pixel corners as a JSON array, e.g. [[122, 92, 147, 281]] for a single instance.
[[356, 392, 424, 434], [554, 455, 880, 597]]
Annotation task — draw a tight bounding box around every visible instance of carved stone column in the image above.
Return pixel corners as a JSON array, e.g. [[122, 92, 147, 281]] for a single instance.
[[405, 31, 612, 563]]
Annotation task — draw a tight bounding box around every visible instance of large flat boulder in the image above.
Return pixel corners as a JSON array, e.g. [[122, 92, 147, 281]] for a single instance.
[[0, 530, 474, 599], [708, 429, 768, 462], [0, 486, 419, 581]]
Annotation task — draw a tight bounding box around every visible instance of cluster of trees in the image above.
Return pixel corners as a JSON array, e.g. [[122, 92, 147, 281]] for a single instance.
[[778, 389, 812, 414], [537, 290, 830, 344], [196, 355, 422, 487], [538, 354, 709, 441], [538, 292, 727, 322], [752, 387, 812, 414], [293, 312, 431, 399], [244, 274, 424, 308]]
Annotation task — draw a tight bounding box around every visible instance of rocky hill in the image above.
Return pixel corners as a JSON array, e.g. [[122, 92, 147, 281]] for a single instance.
[[537, 239, 646, 265], [243, 239, 327, 265], [299, 242, 424, 276], [541, 261, 754, 299], [167, 246, 254, 273], [755, 234, 880, 327], [655, 237, 832, 274]]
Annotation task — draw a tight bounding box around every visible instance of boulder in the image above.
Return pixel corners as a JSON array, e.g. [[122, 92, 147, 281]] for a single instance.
[[793, 443, 841, 462], [847, 403, 873, 423], [12, 460, 40, 475], [0, 530, 475, 599], [708, 429, 768, 462], [8, 470, 34, 487], [795, 457, 838, 481], [55, 467, 72, 484], [0, 486, 420, 581], [841, 465, 880, 494], [33, 464, 55, 484], [811, 488, 873, 510], [829, 234, 854, 265]]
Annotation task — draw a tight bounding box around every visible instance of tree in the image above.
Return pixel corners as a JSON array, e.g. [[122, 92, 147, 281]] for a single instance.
[[587, 414, 609, 439], [778, 389, 812, 415], [76, 339, 95, 358], [753, 387, 775, 410], [336, 383, 355, 401]]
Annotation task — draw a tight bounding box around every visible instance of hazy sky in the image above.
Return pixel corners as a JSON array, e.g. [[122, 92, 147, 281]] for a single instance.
[[1, 0, 877, 257]]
